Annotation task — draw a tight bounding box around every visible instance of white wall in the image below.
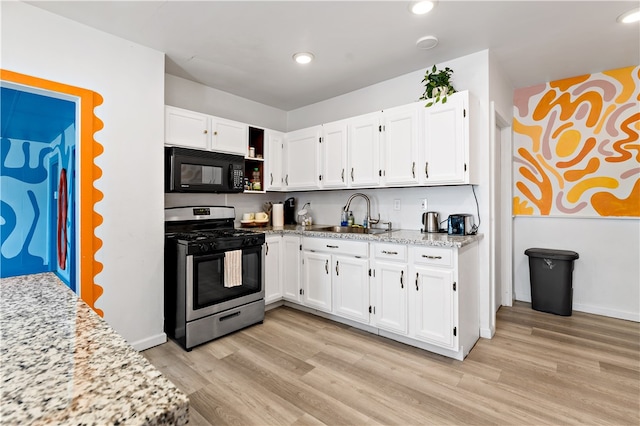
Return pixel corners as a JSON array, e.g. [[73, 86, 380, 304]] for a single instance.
[[2, 2, 166, 350], [165, 74, 288, 132], [514, 217, 640, 321]]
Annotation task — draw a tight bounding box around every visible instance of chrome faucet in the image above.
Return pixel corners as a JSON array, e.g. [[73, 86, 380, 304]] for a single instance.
[[343, 193, 380, 229]]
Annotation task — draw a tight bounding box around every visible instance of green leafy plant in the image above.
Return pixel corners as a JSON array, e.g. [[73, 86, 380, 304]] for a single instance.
[[420, 65, 456, 107]]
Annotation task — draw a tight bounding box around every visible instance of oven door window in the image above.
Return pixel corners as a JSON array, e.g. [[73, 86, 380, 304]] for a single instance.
[[192, 246, 262, 310]]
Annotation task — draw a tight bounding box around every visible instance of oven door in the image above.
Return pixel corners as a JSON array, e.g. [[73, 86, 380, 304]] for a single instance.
[[185, 244, 264, 321]]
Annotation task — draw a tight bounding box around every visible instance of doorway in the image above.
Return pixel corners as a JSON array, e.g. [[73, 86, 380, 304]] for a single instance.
[[1, 69, 105, 316]]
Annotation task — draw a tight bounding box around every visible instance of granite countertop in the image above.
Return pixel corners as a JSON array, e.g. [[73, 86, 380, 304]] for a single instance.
[[0, 273, 188, 425], [255, 224, 482, 248]]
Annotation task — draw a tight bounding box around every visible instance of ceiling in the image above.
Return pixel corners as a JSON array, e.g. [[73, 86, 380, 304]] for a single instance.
[[28, 1, 640, 111]]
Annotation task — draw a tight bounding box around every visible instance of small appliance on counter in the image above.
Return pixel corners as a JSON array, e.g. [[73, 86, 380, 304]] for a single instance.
[[422, 211, 440, 233], [447, 214, 475, 235], [284, 197, 296, 225]]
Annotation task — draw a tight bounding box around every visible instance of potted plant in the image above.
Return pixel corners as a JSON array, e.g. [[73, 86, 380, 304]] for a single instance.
[[420, 65, 456, 107]]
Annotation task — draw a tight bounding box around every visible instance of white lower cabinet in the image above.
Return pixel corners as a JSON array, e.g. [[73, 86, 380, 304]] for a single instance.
[[281, 235, 302, 303], [301, 237, 369, 318], [371, 243, 408, 334], [264, 235, 283, 304], [268, 232, 479, 360]]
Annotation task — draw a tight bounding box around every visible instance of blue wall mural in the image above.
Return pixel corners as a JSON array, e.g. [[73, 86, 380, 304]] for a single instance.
[[0, 87, 76, 290]]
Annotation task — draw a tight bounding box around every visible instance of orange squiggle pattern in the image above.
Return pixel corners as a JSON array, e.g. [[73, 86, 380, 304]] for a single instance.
[[1, 69, 106, 316], [514, 65, 640, 217]]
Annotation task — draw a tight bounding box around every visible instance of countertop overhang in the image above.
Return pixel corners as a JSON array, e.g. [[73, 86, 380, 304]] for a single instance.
[[0, 273, 189, 425]]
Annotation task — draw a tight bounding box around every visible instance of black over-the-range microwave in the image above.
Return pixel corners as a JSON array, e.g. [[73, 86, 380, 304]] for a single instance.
[[165, 146, 244, 193]]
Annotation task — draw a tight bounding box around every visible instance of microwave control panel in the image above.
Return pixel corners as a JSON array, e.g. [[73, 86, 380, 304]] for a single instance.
[[231, 164, 244, 190]]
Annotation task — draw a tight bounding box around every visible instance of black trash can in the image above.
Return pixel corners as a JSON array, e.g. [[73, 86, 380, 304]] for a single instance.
[[524, 248, 579, 316]]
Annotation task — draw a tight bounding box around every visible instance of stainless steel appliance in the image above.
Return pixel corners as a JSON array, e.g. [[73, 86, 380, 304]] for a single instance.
[[164, 206, 265, 350], [422, 211, 440, 233], [165, 146, 244, 193], [447, 214, 475, 235]]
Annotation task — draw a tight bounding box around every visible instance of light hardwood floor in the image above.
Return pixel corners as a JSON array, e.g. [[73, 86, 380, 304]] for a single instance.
[[143, 302, 640, 425]]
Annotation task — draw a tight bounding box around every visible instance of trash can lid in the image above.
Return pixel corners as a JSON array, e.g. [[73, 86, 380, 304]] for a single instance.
[[525, 248, 579, 260]]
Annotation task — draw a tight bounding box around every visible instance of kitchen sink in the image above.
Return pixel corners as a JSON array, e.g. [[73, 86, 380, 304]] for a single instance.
[[314, 225, 390, 235]]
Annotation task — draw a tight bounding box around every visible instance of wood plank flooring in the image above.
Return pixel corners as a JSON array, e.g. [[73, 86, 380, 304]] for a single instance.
[[142, 302, 640, 425]]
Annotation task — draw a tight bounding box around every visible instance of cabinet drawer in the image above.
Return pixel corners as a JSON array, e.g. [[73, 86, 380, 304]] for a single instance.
[[373, 243, 407, 262], [303, 237, 368, 257], [412, 246, 452, 267]]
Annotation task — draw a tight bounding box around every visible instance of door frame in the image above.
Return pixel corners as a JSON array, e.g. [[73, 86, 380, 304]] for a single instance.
[[489, 102, 513, 333]]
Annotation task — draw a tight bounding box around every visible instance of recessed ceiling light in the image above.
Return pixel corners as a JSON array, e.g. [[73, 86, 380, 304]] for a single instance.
[[293, 52, 314, 64], [416, 35, 439, 50], [617, 7, 640, 24], [410, 1, 436, 15]]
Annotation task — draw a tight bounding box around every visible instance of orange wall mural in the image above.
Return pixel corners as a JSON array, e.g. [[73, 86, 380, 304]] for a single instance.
[[513, 65, 640, 217], [1, 69, 105, 316]]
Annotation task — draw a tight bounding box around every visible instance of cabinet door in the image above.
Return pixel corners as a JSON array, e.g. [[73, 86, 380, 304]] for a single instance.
[[302, 251, 332, 312], [264, 236, 283, 304], [284, 126, 321, 190], [282, 235, 301, 303], [165, 106, 209, 150], [373, 261, 408, 334], [412, 265, 456, 349], [348, 112, 381, 187], [333, 255, 369, 323], [382, 103, 420, 186], [422, 91, 468, 184], [211, 117, 248, 156], [321, 120, 348, 188], [266, 130, 284, 190]]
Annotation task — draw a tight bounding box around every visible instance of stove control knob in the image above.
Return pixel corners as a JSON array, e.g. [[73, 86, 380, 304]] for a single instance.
[[199, 244, 210, 252], [209, 242, 217, 250]]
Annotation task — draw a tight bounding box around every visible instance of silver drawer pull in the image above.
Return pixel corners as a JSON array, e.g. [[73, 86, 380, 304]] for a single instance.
[[326, 245, 339, 249], [382, 250, 398, 255], [422, 255, 443, 259]]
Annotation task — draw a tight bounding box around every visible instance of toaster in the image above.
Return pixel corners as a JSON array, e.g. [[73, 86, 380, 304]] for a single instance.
[[447, 214, 475, 235]]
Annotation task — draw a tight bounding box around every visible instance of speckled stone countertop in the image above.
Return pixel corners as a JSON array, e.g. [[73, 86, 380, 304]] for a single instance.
[[255, 225, 482, 248], [0, 273, 188, 425]]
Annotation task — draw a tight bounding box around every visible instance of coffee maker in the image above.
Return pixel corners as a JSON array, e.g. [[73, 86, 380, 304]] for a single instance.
[[284, 197, 296, 225]]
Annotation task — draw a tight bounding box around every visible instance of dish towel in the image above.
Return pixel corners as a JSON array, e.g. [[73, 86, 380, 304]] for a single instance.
[[224, 250, 243, 288]]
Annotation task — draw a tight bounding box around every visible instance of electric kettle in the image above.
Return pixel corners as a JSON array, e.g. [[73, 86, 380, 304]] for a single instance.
[[422, 211, 440, 233]]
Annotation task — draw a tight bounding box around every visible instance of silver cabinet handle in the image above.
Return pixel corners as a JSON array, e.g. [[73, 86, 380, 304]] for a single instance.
[[422, 255, 442, 259], [285, 174, 289, 185], [326, 245, 339, 249], [351, 168, 354, 181], [412, 162, 415, 178], [400, 270, 404, 288], [341, 169, 345, 182], [415, 272, 419, 291], [425, 162, 429, 179], [265, 242, 269, 255], [325, 259, 329, 274], [270, 173, 273, 185], [336, 260, 339, 276], [382, 250, 398, 255]]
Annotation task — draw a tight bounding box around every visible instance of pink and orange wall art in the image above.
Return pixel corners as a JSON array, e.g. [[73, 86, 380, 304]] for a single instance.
[[513, 65, 639, 217]]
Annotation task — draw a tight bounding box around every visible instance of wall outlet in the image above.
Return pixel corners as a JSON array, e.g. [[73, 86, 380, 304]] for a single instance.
[[393, 199, 401, 211], [420, 198, 428, 211]]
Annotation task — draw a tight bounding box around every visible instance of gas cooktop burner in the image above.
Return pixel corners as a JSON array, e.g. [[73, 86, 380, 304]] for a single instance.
[[168, 229, 258, 243]]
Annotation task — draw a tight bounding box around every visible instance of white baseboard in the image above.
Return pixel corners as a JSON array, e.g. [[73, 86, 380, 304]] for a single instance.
[[131, 333, 167, 351], [572, 303, 639, 322], [480, 326, 495, 339]]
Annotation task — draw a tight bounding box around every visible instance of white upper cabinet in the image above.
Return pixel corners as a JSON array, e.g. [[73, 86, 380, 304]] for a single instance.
[[422, 90, 469, 185], [164, 105, 247, 156], [266, 130, 284, 190], [210, 116, 248, 156], [284, 126, 321, 190], [165, 106, 210, 150], [381, 102, 421, 186], [348, 112, 381, 187], [320, 120, 349, 189]]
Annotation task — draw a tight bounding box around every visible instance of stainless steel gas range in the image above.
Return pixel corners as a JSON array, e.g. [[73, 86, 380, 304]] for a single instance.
[[164, 206, 265, 350]]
